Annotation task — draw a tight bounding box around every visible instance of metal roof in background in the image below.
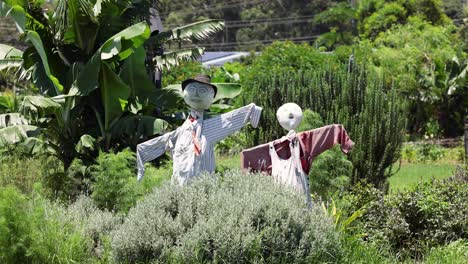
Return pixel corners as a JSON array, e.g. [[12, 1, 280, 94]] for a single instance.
[[201, 51, 253, 67]]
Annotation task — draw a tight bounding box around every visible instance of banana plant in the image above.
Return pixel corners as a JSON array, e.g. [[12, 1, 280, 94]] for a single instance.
[[0, 0, 226, 169]]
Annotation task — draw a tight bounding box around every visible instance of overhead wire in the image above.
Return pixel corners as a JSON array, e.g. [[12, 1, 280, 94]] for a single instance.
[[160, 0, 267, 17], [192, 35, 320, 49]]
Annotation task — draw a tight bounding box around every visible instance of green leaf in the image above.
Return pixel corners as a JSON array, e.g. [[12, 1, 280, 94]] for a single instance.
[[0, 113, 28, 128], [112, 115, 168, 138], [156, 85, 184, 111], [0, 58, 23, 72], [68, 22, 151, 97], [212, 83, 242, 101], [0, 124, 40, 147], [3, 4, 26, 32], [20, 95, 62, 120], [120, 46, 156, 101], [20, 137, 51, 155], [100, 22, 150, 62], [76, 134, 96, 154], [63, 0, 99, 54], [26, 31, 64, 95], [68, 53, 101, 96], [210, 103, 233, 113], [154, 47, 204, 70], [99, 62, 130, 130], [0, 44, 23, 58], [166, 19, 224, 42]]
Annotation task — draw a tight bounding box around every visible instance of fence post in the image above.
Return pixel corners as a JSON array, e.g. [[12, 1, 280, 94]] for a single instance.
[[465, 117, 468, 161]]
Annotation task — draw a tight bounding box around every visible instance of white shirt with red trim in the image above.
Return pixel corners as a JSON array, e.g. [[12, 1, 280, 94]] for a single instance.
[[136, 103, 262, 185]]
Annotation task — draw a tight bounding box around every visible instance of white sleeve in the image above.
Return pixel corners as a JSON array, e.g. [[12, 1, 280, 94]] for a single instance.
[[136, 131, 176, 181], [205, 103, 262, 143]]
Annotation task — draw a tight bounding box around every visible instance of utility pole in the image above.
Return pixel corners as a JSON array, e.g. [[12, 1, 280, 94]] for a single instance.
[[149, 7, 164, 89]]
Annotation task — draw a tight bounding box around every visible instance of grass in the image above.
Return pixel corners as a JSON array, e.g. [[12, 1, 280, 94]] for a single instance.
[[387, 163, 456, 193]]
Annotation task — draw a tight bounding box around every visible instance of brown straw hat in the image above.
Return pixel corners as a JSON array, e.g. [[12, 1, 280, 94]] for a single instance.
[[181, 74, 218, 96]]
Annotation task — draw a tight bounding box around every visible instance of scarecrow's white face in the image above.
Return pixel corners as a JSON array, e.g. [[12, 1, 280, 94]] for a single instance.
[[276, 103, 303, 131], [183, 82, 215, 111]]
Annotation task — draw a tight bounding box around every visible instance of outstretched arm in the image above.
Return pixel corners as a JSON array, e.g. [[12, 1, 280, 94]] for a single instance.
[[136, 131, 176, 181], [205, 103, 262, 143], [298, 124, 354, 174]]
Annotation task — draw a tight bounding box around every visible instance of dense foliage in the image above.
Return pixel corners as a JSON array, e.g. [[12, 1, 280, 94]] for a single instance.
[[0, 1, 467, 263], [111, 171, 341, 263], [0, 188, 119, 263], [343, 17, 467, 137], [340, 171, 468, 259], [239, 43, 405, 188]]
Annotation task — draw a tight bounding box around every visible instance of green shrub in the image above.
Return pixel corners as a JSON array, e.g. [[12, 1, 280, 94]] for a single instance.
[[0, 187, 118, 263], [423, 240, 468, 264], [296, 109, 324, 132], [340, 234, 396, 264], [417, 143, 446, 162], [401, 143, 447, 163], [0, 186, 32, 263], [240, 52, 405, 189], [295, 110, 353, 198], [0, 151, 62, 197], [215, 131, 248, 156], [342, 176, 468, 259], [90, 149, 141, 213], [111, 171, 342, 263], [309, 146, 353, 199], [90, 149, 171, 213], [401, 144, 418, 163]]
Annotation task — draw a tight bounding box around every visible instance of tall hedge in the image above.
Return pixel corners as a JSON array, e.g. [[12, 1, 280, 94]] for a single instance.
[[241, 59, 405, 189]]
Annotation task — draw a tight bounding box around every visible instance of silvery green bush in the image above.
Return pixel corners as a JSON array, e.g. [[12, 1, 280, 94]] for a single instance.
[[111, 171, 342, 263]]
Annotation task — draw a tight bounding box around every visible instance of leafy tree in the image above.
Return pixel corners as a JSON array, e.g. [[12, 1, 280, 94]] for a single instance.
[[351, 17, 468, 137], [357, 0, 449, 39]]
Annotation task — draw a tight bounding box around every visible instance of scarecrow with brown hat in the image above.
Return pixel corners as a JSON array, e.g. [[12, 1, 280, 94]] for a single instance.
[[136, 74, 262, 185]]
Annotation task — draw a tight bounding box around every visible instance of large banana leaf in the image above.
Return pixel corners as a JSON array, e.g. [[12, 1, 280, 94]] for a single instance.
[[167, 19, 224, 42], [0, 40, 24, 75], [20, 95, 62, 120], [75, 134, 96, 154], [69, 22, 151, 97], [99, 62, 130, 131], [0, 113, 28, 128], [154, 47, 204, 70], [120, 46, 157, 101], [26, 31, 64, 95], [63, 0, 99, 54], [212, 83, 242, 101], [0, 43, 22, 58], [0, 124, 40, 147], [20, 137, 52, 155], [100, 22, 150, 61], [0, 1, 45, 33]]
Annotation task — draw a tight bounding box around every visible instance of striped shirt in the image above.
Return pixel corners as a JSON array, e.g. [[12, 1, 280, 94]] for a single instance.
[[136, 103, 263, 185]]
